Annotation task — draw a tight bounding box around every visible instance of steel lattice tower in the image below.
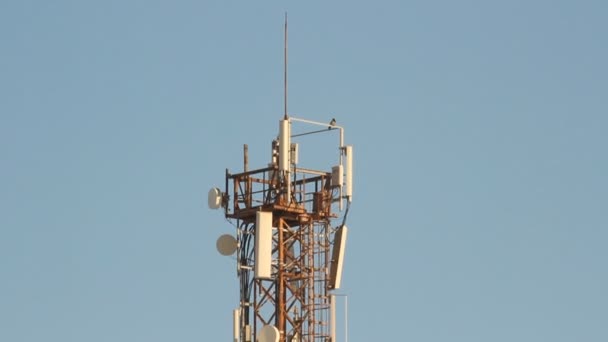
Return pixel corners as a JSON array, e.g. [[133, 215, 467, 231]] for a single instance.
[[209, 17, 352, 342], [209, 116, 353, 342]]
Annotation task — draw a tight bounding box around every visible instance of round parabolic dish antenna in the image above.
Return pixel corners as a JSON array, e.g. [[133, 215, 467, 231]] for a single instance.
[[216, 234, 238, 256], [208, 187, 222, 209], [258, 325, 280, 342]]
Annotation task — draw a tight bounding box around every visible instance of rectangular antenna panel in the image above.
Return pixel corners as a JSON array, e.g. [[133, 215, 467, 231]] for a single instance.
[[332, 165, 343, 188], [255, 211, 273, 279], [290, 143, 299, 165], [233, 308, 239, 342], [245, 325, 251, 342], [329, 225, 348, 289], [345, 145, 353, 201], [279, 120, 290, 171]]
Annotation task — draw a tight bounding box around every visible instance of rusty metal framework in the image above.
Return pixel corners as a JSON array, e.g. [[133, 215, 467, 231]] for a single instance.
[[223, 161, 342, 342], [208, 115, 355, 341]]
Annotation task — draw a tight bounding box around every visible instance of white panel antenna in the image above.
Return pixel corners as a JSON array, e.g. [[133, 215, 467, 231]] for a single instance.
[[345, 145, 353, 202], [290, 143, 299, 165], [255, 211, 273, 279], [245, 325, 251, 342], [279, 120, 290, 171], [331, 165, 343, 188], [329, 225, 348, 290], [233, 308, 240, 342], [279, 119, 291, 203]]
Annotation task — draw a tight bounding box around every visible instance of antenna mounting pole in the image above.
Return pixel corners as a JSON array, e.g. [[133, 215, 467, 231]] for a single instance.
[[284, 12, 288, 120]]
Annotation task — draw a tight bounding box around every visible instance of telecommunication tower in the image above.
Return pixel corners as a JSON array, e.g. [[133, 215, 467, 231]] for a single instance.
[[208, 18, 353, 342]]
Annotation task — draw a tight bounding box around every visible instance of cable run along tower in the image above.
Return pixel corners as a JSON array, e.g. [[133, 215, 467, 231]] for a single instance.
[[208, 17, 353, 342]]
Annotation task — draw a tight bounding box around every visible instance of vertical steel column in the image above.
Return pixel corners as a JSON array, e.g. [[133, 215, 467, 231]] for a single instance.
[[277, 217, 286, 341]]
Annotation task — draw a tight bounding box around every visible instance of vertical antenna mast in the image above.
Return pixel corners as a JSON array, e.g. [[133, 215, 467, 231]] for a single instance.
[[284, 13, 288, 119]]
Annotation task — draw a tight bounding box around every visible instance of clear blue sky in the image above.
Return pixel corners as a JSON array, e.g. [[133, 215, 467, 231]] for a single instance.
[[1, 1, 607, 341]]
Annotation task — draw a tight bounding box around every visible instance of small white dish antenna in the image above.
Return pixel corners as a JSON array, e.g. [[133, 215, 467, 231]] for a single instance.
[[208, 187, 222, 209], [258, 325, 280, 342], [216, 234, 238, 256]]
